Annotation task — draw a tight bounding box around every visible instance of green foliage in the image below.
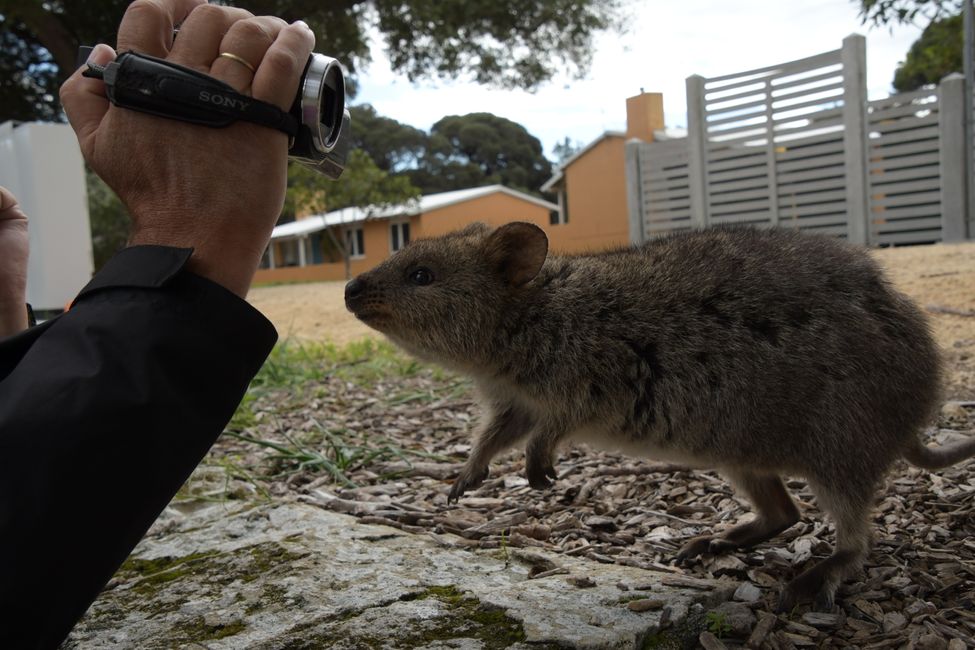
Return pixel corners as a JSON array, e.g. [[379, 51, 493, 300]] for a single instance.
[[224, 427, 441, 488], [222, 338, 456, 488], [286, 148, 420, 216], [0, 0, 623, 123], [373, 0, 625, 90], [551, 136, 583, 165], [704, 611, 732, 639], [893, 12, 963, 91], [349, 104, 427, 172], [85, 168, 129, 270], [0, 19, 61, 122], [0, 0, 131, 121], [857, 0, 963, 26], [245, 338, 432, 393], [407, 113, 554, 196]]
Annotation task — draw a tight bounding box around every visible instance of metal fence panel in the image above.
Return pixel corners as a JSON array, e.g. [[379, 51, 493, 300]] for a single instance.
[[867, 89, 942, 245], [625, 36, 972, 246]]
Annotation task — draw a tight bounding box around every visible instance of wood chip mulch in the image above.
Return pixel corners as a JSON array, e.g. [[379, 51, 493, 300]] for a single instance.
[[208, 365, 975, 649]]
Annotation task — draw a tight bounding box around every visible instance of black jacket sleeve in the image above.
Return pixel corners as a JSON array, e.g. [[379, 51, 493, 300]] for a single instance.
[[0, 246, 278, 650]]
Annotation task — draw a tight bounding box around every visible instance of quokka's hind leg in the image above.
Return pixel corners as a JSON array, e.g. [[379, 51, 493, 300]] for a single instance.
[[525, 428, 562, 490], [777, 479, 874, 612], [677, 470, 800, 561]]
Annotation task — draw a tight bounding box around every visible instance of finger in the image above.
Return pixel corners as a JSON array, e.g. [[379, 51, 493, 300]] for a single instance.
[[168, 3, 253, 73], [209, 16, 287, 94], [251, 21, 315, 111], [60, 44, 117, 153], [0, 186, 27, 222], [116, 0, 206, 57]]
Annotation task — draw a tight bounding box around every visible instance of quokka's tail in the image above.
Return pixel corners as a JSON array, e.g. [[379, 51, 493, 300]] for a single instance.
[[904, 431, 975, 470]]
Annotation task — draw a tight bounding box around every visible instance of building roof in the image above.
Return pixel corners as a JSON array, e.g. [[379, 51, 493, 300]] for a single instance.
[[271, 184, 558, 240], [541, 130, 626, 193]]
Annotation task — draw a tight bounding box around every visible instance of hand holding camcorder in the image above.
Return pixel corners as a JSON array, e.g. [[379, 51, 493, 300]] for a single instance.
[[77, 44, 350, 179]]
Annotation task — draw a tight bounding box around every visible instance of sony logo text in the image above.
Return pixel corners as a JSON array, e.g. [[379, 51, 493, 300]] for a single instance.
[[198, 90, 250, 111]]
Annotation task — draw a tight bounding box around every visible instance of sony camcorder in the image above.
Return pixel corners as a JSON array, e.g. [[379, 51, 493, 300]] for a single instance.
[[77, 46, 350, 179]]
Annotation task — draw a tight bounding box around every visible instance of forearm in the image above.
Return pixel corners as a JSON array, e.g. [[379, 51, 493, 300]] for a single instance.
[[129, 218, 276, 298], [0, 246, 277, 649], [0, 296, 28, 337]]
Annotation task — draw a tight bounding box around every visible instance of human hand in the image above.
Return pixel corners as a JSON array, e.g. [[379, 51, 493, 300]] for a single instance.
[[0, 186, 29, 337], [59, 0, 315, 297]]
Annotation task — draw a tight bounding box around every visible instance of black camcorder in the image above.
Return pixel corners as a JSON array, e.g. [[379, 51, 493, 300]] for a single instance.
[[77, 46, 350, 179]]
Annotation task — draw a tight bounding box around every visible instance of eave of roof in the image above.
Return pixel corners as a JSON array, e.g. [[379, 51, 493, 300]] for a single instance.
[[270, 184, 558, 241]]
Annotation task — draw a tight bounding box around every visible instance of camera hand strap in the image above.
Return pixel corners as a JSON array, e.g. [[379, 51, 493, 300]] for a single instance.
[[80, 49, 299, 138]]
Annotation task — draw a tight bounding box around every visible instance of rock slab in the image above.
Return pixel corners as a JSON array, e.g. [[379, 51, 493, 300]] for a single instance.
[[65, 501, 720, 649]]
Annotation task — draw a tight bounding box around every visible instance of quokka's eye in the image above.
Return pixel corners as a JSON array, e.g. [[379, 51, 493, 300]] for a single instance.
[[409, 267, 434, 286]]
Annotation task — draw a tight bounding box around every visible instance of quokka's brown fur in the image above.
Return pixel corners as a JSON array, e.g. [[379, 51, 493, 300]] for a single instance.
[[345, 221, 974, 610]]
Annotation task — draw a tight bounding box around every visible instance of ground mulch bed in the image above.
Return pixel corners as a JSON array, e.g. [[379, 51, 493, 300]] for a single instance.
[[225, 241, 975, 648], [204, 352, 975, 649]]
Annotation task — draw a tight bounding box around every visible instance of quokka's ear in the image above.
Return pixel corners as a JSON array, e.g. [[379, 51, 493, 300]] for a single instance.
[[485, 222, 548, 287]]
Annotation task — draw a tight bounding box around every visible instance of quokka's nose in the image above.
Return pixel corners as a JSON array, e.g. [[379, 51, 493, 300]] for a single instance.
[[345, 278, 366, 304]]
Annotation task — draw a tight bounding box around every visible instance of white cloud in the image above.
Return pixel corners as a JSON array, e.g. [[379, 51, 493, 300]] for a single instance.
[[353, 0, 924, 158]]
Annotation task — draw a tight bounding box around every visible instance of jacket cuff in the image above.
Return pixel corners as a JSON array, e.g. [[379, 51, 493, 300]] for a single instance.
[[76, 246, 194, 300]]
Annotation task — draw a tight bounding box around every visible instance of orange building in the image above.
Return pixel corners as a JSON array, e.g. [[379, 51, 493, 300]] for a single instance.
[[253, 92, 668, 284], [254, 185, 558, 284], [542, 91, 667, 252]]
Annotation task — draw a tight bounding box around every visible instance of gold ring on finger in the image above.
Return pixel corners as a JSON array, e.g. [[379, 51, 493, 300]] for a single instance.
[[217, 52, 256, 73]]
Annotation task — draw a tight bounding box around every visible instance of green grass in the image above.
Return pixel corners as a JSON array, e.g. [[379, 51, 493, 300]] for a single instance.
[[212, 338, 464, 492], [224, 426, 447, 488], [704, 611, 732, 639]]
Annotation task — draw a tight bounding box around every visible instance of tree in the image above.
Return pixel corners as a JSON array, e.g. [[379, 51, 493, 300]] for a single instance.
[[86, 168, 130, 270], [893, 12, 963, 90], [286, 148, 420, 217], [408, 113, 553, 196], [0, 19, 61, 122], [0, 0, 624, 122], [857, 0, 963, 27], [551, 136, 583, 165], [856, 1, 965, 92], [349, 104, 427, 172]]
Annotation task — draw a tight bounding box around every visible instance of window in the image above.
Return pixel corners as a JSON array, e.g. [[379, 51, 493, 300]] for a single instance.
[[346, 227, 365, 258], [390, 221, 411, 252], [550, 190, 569, 225]]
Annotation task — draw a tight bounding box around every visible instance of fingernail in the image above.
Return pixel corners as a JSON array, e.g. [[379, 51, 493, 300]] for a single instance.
[[87, 43, 116, 65]]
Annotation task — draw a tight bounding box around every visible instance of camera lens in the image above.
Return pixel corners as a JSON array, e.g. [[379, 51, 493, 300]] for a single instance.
[[300, 54, 346, 154]]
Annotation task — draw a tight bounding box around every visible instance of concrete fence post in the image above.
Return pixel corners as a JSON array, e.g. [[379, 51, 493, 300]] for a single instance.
[[939, 73, 971, 241], [625, 139, 647, 245], [686, 74, 709, 229], [841, 34, 870, 245]]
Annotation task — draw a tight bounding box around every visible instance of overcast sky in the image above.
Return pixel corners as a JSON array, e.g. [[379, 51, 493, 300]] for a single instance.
[[353, 0, 926, 159]]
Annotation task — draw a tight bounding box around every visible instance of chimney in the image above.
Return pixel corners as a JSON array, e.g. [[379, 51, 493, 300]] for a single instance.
[[625, 91, 665, 142]]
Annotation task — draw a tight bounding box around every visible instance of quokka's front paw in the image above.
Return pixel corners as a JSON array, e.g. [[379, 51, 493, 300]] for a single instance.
[[447, 465, 489, 504], [675, 535, 740, 563], [526, 455, 558, 490]]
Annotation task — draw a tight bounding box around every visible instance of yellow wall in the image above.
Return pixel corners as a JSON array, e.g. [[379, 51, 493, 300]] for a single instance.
[[547, 136, 630, 253], [253, 193, 555, 284], [625, 92, 665, 142], [418, 192, 553, 238]]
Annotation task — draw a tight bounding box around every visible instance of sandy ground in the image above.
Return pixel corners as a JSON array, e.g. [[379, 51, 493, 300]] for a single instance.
[[247, 241, 975, 397]]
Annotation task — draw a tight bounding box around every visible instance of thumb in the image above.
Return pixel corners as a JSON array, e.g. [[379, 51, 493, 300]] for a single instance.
[[0, 186, 27, 224], [60, 44, 117, 155]]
